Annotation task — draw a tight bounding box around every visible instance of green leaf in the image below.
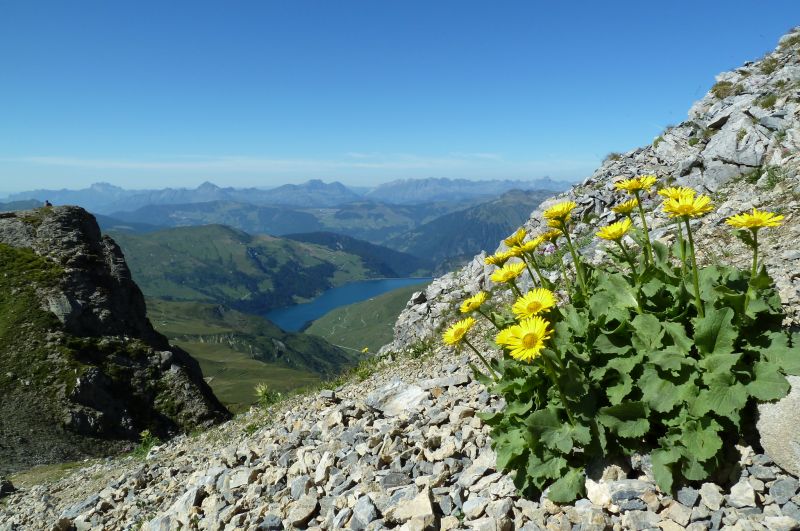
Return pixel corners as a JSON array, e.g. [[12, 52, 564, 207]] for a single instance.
[[692, 373, 748, 423], [638, 365, 694, 412], [546, 467, 585, 503], [693, 307, 736, 356], [527, 455, 567, 481], [597, 401, 650, 438], [698, 352, 742, 380], [540, 424, 575, 454], [662, 321, 693, 352], [682, 418, 723, 461], [648, 346, 695, 373], [494, 428, 528, 469], [748, 361, 791, 402], [651, 447, 681, 493], [631, 314, 664, 352], [761, 331, 800, 375]]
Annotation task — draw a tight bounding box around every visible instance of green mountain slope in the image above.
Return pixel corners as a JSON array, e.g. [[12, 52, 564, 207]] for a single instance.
[[386, 190, 551, 271], [306, 282, 429, 353], [110, 224, 387, 314], [147, 299, 358, 410], [284, 231, 431, 276], [108, 199, 472, 243]]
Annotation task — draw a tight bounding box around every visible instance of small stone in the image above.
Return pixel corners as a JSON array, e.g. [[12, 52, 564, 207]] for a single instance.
[[319, 389, 336, 401], [290, 475, 312, 500], [388, 487, 435, 526], [351, 496, 378, 530], [440, 515, 460, 530], [781, 501, 800, 522], [770, 477, 799, 505], [608, 479, 655, 504], [764, 516, 800, 531], [658, 520, 685, 531], [463, 496, 489, 519], [287, 494, 319, 527], [728, 479, 757, 508], [380, 472, 412, 490], [699, 483, 724, 511], [332, 507, 352, 529], [677, 487, 700, 508], [749, 464, 778, 481], [662, 501, 693, 526], [586, 479, 612, 508], [621, 510, 660, 531], [257, 514, 284, 530], [486, 498, 513, 520]]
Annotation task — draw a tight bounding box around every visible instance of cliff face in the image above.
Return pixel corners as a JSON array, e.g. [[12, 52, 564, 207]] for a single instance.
[[385, 28, 800, 354], [0, 206, 230, 474]]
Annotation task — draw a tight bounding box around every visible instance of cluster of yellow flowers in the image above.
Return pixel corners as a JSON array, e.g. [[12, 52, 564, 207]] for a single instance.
[[443, 172, 785, 373]]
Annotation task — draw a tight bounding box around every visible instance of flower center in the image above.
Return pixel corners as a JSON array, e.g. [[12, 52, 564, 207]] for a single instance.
[[526, 302, 542, 314], [522, 332, 540, 348]]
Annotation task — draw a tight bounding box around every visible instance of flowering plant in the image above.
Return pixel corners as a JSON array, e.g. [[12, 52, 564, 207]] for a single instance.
[[442, 176, 798, 501]]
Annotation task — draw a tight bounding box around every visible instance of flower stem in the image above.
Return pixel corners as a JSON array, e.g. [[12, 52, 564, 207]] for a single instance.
[[683, 217, 704, 318], [634, 190, 654, 265], [524, 252, 549, 287], [540, 355, 575, 425], [508, 280, 523, 298], [676, 219, 687, 276], [562, 229, 588, 297], [616, 240, 643, 313], [744, 228, 759, 314], [464, 338, 499, 382], [477, 308, 502, 330]]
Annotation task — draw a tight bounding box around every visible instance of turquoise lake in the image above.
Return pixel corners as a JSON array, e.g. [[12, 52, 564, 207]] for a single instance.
[[265, 277, 432, 332]]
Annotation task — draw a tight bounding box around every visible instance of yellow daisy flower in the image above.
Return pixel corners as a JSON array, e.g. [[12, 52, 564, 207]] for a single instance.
[[501, 316, 553, 362], [495, 327, 515, 347], [484, 250, 515, 266], [596, 218, 633, 241], [541, 229, 562, 243], [361, 347, 369, 353], [490, 262, 526, 283], [725, 208, 784, 230], [543, 201, 577, 223], [662, 192, 714, 218], [460, 292, 488, 314], [504, 228, 527, 247], [512, 288, 557, 319], [442, 317, 476, 346], [519, 235, 546, 253], [611, 198, 639, 215], [657, 186, 696, 201], [614, 174, 658, 193]]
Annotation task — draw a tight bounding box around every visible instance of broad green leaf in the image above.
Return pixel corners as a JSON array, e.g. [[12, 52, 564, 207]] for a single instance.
[[638, 365, 694, 412], [693, 307, 736, 357], [651, 447, 681, 492], [662, 321, 693, 352], [631, 314, 664, 352], [682, 419, 723, 461], [546, 467, 585, 503], [494, 428, 528, 469], [698, 352, 742, 380], [541, 424, 575, 454], [597, 401, 650, 438], [606, 374, 634, 405], [504, 399, 534, 417], [761, 331, 800, 375], [525, 407, 561, 435], [527, 455, 567, 481], [748, 361, 790, 402], [682, 456, 713, 481], [648, 346, 695, 373], [692, 374, 748, 423]]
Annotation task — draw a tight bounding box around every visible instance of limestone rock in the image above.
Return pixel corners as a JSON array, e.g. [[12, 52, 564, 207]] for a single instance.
[[758, 376, 800, 478]]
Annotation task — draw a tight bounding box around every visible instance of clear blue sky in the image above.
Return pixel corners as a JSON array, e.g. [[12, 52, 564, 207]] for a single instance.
[[0, 1, 797, 194]]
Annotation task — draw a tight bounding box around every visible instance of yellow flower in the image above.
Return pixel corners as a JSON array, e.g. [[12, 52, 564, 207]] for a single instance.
[[614, 175, 658, 193], [485, 250, 515, 266], [541, 229, 562, 243], [361, 347, 369, 353], [725, 208, 784, 230], [657, 186, 696, 201], [596, 218, 633, 241], [442, 317, 476, 346], [490, 262, 526, 283], [612, 198, 639, 215], [500, 316, 553, 362], [504, 227, 527, 247], [519, 235, 546, 253], [507, 246, 523, 257], [495, 327, 515, 347], [543, 201, 577, 224], [662, 192, 714, 218], [460, 292, 488, 314], [512, 288, 557, 319]]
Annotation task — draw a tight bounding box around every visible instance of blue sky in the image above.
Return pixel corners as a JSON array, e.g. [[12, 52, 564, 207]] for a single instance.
[[0, 1, 797, 194]]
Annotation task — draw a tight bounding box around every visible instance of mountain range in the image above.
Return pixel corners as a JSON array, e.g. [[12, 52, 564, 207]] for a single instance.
[[6, 177, 569, 214]]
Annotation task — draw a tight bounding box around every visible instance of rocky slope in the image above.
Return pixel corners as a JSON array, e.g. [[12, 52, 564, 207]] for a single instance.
[[3, 27, 800, 531], [0, 206, 229, 475]]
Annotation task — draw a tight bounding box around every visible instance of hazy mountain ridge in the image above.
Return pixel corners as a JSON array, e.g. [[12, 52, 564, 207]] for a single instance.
[[364, 176, 570, 203]]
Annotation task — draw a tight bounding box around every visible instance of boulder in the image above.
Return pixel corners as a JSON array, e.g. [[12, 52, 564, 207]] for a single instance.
[[758, 376, 800, 477]]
